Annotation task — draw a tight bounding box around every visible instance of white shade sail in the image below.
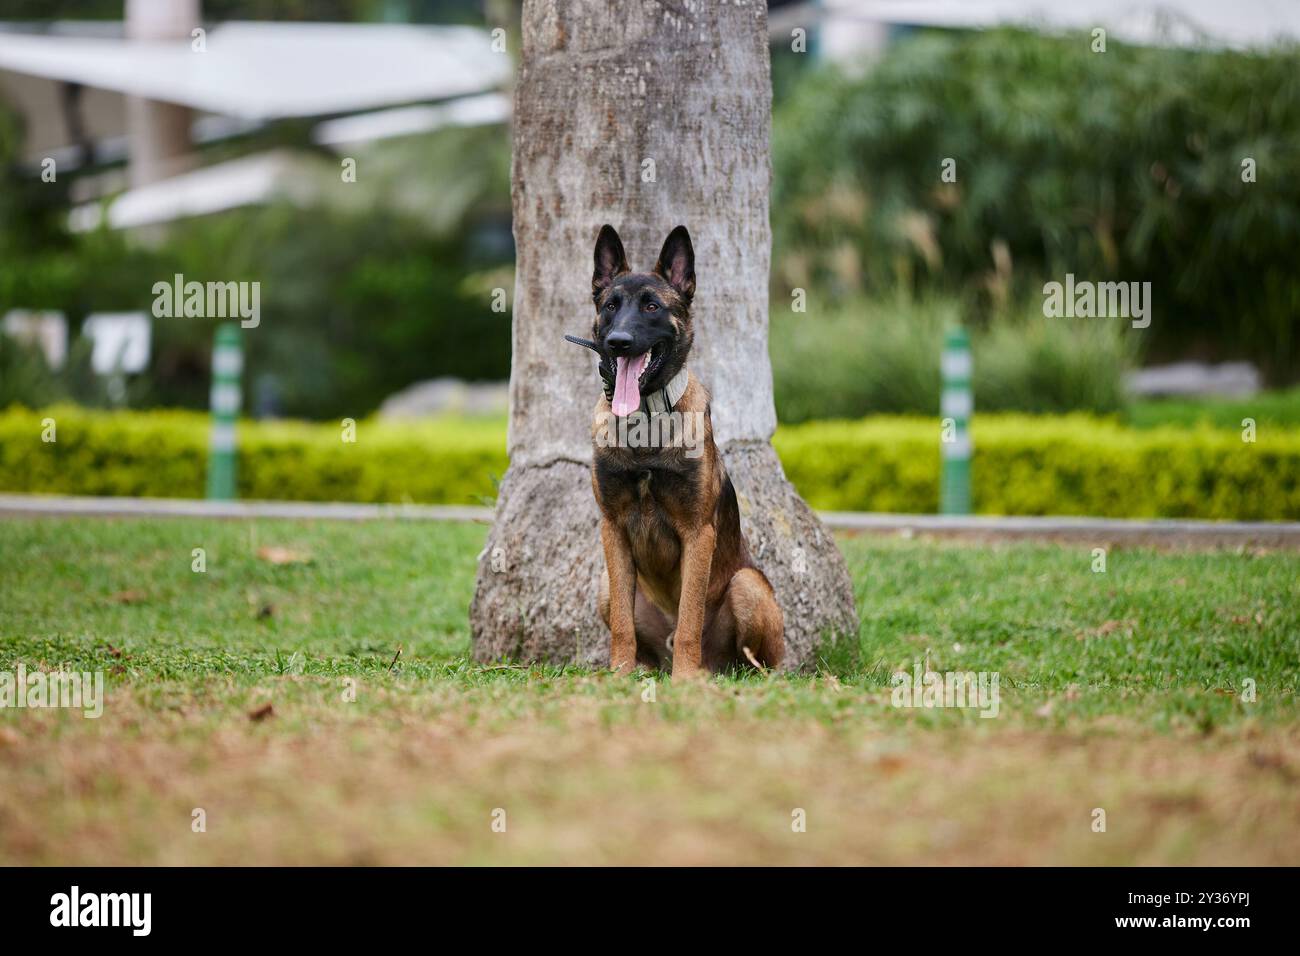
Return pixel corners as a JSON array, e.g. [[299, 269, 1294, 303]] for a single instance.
[[0, 21, 511, 121], [827, 0, 1300, 49]]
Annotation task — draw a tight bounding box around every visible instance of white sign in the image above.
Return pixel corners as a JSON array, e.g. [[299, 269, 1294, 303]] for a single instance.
[[83, 313, 151, 375], [2, 310, 68, 369]]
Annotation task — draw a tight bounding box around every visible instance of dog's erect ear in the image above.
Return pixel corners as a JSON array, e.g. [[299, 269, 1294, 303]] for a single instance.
[[654, 225, 695, 304], [592, 224, 629, 303]]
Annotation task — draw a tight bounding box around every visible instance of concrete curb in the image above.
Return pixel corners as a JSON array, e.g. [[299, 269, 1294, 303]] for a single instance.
[[0, 494, 492, 523], [820, 511, 1300, 548], [2, 493, 1297, 547]]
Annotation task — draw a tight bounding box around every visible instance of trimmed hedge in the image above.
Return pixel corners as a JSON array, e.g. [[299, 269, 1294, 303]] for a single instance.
[[773, 416, 1300, 520], [0, 405, 506, 506], [2, 405, 1297, 520]]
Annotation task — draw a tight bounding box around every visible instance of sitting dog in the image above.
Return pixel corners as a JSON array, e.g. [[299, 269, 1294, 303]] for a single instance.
[[567, 224, 784, 678]]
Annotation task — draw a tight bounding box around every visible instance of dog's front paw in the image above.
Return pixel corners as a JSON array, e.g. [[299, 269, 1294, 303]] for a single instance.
[[609, 631, 638, 676], [669, 651, 704, 682], [668, 630, 703, 680]]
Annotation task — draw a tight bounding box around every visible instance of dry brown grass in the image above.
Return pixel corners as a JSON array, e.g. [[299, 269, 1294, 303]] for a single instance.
[[3, 677, 1298, 866]]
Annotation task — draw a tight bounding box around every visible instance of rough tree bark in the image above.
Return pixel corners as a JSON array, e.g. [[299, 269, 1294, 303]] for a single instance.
[[470, 0, 858, 670]]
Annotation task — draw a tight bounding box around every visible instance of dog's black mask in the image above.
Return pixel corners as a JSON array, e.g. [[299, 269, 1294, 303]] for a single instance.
[[566, 224, 695, 414]]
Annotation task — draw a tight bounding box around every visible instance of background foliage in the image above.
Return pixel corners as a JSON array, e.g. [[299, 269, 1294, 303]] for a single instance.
[[770, 293, 1136, 422], [2, 18, 1298, 534], [773, 29, 1300, 381], [0, 117, 513, 418]]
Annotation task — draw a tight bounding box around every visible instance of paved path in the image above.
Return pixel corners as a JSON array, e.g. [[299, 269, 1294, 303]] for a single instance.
[[1, 493, 1297, 547]]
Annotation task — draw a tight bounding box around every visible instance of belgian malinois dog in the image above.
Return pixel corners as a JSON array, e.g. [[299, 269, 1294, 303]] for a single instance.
[[566, 224, 784, 679]]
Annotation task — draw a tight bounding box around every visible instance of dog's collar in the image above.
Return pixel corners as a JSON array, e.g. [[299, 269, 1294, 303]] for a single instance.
[[603, 366, 689, 415], [641, 366, 690, 415]]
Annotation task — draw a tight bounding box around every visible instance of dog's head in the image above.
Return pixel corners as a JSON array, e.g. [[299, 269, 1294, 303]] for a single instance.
[[585, 224, 695, 416]]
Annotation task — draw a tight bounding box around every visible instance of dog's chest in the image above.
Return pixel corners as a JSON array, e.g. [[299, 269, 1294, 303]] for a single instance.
[[624, 471, 684, 606], [597, 458, 690, 575], [624, 468, 680, 549]]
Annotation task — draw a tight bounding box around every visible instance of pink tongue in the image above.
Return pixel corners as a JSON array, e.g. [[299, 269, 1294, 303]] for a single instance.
[[612, 353, 648, 417]]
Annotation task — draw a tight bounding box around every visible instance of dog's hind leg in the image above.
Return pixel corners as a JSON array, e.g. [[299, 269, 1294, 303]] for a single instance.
[[633, 591, 673, 671], [718, 567, 784, 671]]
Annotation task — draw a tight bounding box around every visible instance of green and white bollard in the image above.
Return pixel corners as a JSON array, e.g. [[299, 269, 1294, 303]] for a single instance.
[[940, 327, 972, 515], [206, 323, 242, 500]]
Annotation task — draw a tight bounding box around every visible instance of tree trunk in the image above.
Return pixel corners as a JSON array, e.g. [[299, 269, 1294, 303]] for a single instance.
[[470, 0, 858, 671]]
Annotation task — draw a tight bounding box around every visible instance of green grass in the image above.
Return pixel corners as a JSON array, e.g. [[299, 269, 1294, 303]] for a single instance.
[[2, 516, 1298, 864], [0, 517, 483, 677], [1, 517, 1296, 726], [1126, 386, 1300, 430]]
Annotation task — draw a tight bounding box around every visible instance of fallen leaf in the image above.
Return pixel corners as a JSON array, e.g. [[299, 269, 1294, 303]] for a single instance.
[[248, 703, 275, 722], [106, 645, 123, 658], [257, 546, 312, 565], [875, 754, 907, 775], [109, 589, 147, 604]]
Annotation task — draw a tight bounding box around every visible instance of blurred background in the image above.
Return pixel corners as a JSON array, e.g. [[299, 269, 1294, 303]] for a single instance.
[[1, 0, 1298, 517]]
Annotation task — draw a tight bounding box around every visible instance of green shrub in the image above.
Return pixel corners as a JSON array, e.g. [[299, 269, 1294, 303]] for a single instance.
[[773, 29, 1300, 381], [771, 294, 1135, 422], [0, 405, 507, 505], [0, 339, 65, 409], [1127, 387, 1300, 430], [774, 415, 1300, 519], [2, 405, 1296, 519]]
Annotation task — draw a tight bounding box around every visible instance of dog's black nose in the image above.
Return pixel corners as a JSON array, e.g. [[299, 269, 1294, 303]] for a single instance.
[[605, 331, 634, 354]]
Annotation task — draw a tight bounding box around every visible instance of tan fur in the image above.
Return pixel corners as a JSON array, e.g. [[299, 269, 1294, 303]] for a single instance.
[[592, 376, 784, 678]]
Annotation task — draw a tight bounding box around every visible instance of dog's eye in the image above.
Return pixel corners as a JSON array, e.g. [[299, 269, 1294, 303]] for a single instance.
[[604, 301, 616, 312], [644, 302, 658, 312]]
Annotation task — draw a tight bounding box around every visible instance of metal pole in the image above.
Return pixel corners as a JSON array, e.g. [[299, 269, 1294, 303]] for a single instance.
[[206, 323, 241, 500], [940, 327, 972, 514]]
